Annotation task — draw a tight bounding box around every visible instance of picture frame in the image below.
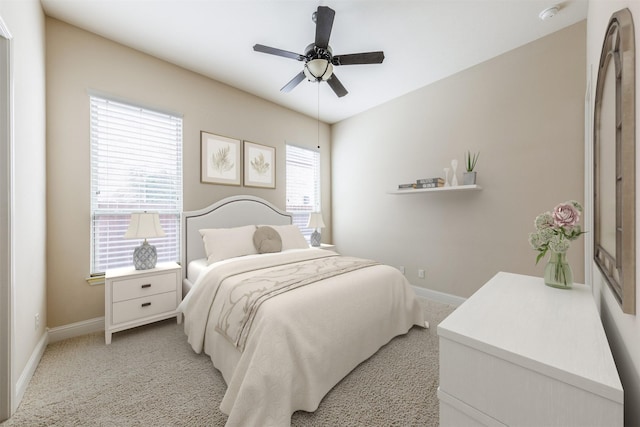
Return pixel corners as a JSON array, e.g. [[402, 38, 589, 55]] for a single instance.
[[244, 141, 275, 189], [201, 131, 241, 186]]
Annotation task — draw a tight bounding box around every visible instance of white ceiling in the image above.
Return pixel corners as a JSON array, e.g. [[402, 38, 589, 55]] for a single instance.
[[40, 0, 588, 124]]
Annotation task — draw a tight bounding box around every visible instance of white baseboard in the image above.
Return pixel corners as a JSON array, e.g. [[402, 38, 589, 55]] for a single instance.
[[412, 285, 466, 307], [14, 331, 47, 412], [47, 317, 104, 344]]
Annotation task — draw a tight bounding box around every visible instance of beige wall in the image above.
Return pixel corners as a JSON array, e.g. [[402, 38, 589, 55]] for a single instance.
[[45, 18, 331, 328], [332, 22, 586, 298], [587, 2, 640, 425], [0, 0, 47, 408]]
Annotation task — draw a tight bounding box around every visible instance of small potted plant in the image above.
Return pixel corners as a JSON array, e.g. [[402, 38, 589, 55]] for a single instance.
[[464, 151, 479, 185]]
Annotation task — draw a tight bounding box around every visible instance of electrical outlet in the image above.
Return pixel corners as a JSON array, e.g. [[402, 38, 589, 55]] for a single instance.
[[418, 269, 425, 279], [398, 266, 405, 275], [34, 313, 40, 330]]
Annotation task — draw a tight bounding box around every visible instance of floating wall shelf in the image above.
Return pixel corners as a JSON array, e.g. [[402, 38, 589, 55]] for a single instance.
[[388, 184, 482, 195]]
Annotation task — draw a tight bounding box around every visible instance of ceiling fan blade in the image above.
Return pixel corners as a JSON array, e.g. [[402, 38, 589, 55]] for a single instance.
[[253, 44, 305, 61], [281, 71, 306, 93], [332, 51, 385, 66], [327, 74, 348, 98], [314, 6, 335, 49]]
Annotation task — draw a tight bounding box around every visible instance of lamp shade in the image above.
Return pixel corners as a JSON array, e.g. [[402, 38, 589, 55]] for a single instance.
[[304, 59, 334, 82], [307, 212, 325, 229], [124, 212, 166, 239]]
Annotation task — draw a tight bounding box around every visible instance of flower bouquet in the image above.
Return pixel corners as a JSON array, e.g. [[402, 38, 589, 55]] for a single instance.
[[528, 200, 585, 288]]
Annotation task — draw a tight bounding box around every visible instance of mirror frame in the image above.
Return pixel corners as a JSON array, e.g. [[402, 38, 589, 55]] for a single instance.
[[593, 8, 636, 314]]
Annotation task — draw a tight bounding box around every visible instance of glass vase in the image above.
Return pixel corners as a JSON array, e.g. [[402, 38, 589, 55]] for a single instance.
[[544, 251, 573, 289]]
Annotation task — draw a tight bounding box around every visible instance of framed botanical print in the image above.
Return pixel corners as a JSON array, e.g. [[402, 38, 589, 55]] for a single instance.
[[244, 141, 275, 189], [201, 131, 241, 186]]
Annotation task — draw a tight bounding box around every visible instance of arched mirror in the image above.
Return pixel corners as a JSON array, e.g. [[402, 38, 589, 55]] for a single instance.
[[593, 8, 636, 314]]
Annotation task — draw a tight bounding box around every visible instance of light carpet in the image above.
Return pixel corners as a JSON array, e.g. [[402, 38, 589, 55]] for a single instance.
[[1, 298, 455, 426]]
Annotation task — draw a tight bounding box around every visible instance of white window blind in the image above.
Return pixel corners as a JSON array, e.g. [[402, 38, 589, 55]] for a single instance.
[[90, 96, 183, 274], [285, 144, 321, 240]]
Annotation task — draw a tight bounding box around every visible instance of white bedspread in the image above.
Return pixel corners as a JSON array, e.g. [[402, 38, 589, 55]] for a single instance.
[[178, 248, 425, 426]]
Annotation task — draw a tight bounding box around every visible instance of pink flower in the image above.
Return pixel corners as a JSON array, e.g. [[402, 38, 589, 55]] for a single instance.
[[553, 203, 580, 227]]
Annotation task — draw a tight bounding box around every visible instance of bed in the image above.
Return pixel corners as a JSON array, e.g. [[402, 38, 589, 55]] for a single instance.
[[178, 195, 426, 426]]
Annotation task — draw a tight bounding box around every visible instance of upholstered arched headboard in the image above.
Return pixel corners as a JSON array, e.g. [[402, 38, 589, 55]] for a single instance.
[[181, 195, 293, 278]]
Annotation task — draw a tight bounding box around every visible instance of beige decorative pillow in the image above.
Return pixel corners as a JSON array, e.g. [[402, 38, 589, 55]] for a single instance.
[[253, 226, 282, 254], [268, 224, 309, 250], [199, 225, 258, 264]]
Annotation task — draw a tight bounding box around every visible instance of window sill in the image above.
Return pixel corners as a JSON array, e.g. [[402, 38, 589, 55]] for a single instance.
[[86, 274, 105, 286]]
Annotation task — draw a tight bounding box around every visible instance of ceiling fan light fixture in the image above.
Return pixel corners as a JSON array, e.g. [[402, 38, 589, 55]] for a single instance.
[[304, 58, 333, 82]]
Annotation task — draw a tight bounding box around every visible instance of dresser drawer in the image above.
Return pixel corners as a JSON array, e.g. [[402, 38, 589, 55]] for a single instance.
[[112, 291, 177, 324], [112, 271, 178, 302]]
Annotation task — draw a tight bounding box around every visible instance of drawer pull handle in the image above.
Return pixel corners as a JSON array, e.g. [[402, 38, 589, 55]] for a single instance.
[[141, 284, 151, 289], [141, 302, 151, 308]]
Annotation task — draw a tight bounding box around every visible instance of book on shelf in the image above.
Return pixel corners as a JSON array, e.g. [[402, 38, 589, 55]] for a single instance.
[[397, 183, 415, 189], [415, 182, 444, 188], [416, 177, 445, 184], [397, 182, 445, 189]]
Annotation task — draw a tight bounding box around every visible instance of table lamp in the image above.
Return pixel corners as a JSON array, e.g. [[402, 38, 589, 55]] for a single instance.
[[307, 212, 325, 247], [124, 212, 166, 270]]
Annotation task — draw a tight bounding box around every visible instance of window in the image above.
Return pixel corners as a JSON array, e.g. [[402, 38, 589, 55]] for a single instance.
[[90, 96, 183, 274], [285, 144, 321, 240]]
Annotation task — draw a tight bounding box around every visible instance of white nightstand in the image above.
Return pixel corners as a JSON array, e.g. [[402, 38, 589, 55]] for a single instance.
[[105, 262, 182, 344]]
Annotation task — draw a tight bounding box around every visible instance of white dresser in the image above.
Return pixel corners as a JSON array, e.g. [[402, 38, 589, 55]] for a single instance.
[[105, 262, 182, 344], [437, 271, 623, 426]]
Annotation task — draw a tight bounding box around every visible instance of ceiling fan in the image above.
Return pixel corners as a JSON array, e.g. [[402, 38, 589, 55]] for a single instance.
[[253, 6, 385, 98]]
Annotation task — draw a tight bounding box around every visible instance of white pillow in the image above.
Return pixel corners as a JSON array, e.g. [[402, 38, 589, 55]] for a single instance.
[[200, 225, 258, 264], [269, 224, 309, 250]]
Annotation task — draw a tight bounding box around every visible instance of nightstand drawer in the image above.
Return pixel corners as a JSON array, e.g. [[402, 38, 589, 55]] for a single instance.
[[112, 271, 178, 302], [112, 291, 177, 324]]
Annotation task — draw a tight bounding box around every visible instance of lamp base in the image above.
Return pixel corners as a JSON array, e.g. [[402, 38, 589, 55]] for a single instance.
[[310, 230, 321, 247], [133, 240, 157, 270]]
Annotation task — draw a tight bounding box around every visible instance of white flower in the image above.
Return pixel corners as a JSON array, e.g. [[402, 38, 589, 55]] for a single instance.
[[549, 235, 570, 253], [528, 232, 544, 250], [535, 212, 554, 230]]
